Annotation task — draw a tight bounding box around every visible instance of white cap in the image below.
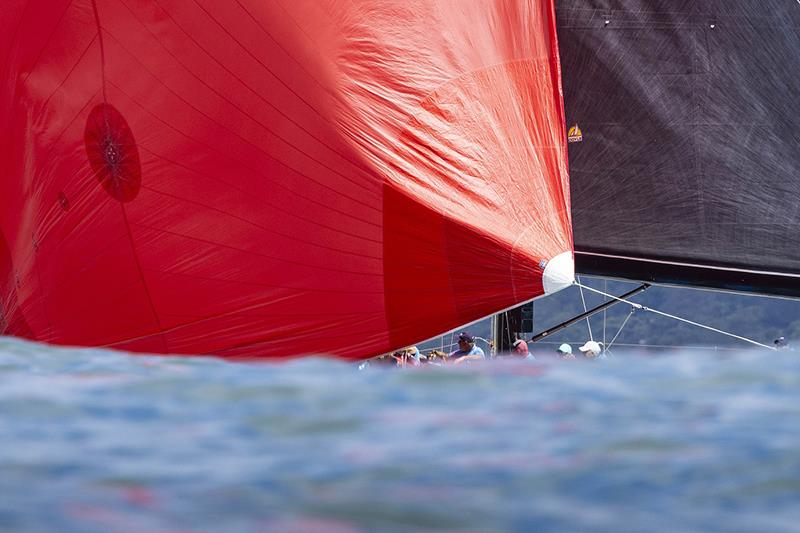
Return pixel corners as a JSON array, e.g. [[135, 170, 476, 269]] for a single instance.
[[578, 340, 602, 354], [557, 343, 572, 354], [542, 251, 574, 294]]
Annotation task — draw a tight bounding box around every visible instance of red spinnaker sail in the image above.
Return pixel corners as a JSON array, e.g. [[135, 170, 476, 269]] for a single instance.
[[0, 0, 572, 359]]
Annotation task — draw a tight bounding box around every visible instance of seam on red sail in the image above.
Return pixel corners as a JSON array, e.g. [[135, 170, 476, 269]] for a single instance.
[[34, 90, 101, 179], [106, 79, 381, 230], [98, 295, 383, 352], [141, 268, 384, 294], [100, 32, 381, 209], [38, 231, 130, 299], [119, 205, 169, 352], [0, 0, 32, 76], [138, 185, 383, 260], [143, 0, 373, 176], [18, 0, 75, 88], [129, 221, 384, 278], [134, 145, 382, 239], [5, 199, 123, 324], [108, 2, 379, 200], [89, 0, 107, 104], [30, 35, 98, 125], [235, 0, 336, 97]]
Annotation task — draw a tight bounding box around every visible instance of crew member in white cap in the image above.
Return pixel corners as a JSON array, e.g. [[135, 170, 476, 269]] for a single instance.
[[578, 340, 605, 359]]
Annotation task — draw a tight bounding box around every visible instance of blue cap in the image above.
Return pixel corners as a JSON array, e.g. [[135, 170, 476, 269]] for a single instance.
[[458, 332, 474, 343]]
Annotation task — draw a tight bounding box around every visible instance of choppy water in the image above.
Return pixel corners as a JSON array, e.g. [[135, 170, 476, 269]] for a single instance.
[[1, 337, 799, 532]]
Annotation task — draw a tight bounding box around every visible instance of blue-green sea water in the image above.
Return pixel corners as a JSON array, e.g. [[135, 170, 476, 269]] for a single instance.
[[1, 336, 799, 532]]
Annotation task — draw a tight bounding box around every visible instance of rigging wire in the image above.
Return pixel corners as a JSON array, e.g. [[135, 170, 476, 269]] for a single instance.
[[605, 307, 636, 353], [603, 278, 608, 348], [574, 282, 776, 351], [575, 275, 593, 341]]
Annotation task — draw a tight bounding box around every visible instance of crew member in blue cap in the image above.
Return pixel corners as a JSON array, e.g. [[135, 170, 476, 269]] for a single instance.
[[449, 332, 485, 364], [557, 343, 575, 360]]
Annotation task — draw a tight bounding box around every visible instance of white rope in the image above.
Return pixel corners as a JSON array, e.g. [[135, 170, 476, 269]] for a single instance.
[[574, 282, 776, 350], [575, 275, 594, 341], [474, 336, 493, 354]]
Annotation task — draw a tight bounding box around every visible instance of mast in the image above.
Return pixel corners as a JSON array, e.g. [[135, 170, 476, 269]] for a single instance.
[[493, 302, 534, 354]]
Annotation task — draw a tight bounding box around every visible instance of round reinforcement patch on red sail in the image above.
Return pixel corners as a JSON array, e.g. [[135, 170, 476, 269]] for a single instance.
[[84, 103, 141, 202]]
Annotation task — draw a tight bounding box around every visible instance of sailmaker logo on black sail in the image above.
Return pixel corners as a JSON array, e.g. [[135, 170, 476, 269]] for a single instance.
[[567, 124, 583, 143]]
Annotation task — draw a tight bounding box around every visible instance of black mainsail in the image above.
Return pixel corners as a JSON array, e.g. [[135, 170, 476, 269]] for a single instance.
[[557, 1, 800, 297]]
